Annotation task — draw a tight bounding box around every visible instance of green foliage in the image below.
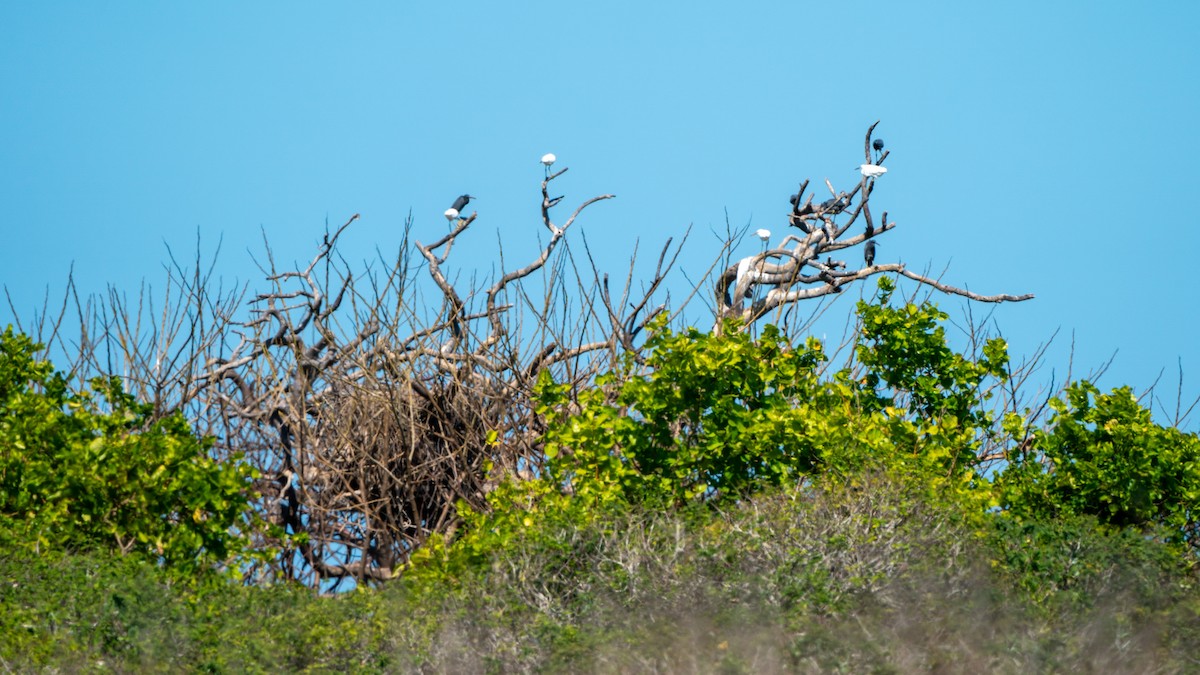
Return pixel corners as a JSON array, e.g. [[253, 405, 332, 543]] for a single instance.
[[529, 288, 1015, 518], [856, 277, 1010, 474], [998, 380, 1200, 553], [0, 326, 257, 574], [536, 319, 885, 507], [421, 290, 1022, 628], [0, 551, 397, 673], [2, 478, 1198, 673], [987, 513, 1192, 611]]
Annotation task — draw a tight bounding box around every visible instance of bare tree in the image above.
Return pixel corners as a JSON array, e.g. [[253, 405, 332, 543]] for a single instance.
[[172, 164, 693, 588], [715, 122, 1032, 329]]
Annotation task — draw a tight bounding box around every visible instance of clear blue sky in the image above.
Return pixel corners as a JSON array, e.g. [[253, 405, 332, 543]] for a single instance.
[[2, 3, 1198, 424]]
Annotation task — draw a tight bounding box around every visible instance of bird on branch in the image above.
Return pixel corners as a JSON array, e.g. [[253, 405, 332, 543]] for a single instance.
[[819, 194, 852, 215]]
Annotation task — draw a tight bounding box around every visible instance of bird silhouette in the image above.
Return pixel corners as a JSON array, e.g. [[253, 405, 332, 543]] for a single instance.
[[450, 194, 473, 212], [819, 195, 851, 215], [864, 240, 877, 267]]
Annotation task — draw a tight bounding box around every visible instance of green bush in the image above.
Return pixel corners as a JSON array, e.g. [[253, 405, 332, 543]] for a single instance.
[[534, 292, 1008, 512], [0, 326, 257, 574], [2, 477, 1197, 673], [997, 380, 1200, 555], [0, 551, 398, 673]]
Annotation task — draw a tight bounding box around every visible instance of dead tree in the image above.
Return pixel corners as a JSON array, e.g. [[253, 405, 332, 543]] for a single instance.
[[715, 122, 1033, 328], [177, 166, 681, 588]]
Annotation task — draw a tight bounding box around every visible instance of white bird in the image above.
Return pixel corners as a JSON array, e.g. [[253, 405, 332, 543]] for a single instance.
[[444, 208, 459, 222], [859, 164, 888, 178], [541, 153, 556, 167], [755, 228, 771, 242]]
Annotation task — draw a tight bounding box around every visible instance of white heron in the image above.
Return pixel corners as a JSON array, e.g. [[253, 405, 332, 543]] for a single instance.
[[755, 228, 771, 243], [541, 153, 556, 168], [859, 164, 888, 178]]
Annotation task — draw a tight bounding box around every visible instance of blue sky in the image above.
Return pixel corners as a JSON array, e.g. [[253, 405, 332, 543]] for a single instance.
[[2, 3, 1198, 424]]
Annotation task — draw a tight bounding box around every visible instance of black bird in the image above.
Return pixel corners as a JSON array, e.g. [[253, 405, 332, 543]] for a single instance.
[[819, 194, 851, 214], [864, 240, 878, 267], [450, 194, 474, 212], [789, 193, 816, 215], [872, 139, 884, 152]]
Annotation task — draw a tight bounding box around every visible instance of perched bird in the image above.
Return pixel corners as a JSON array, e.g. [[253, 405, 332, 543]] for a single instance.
[[789, 193, 814, 216], [859, 164, 888, 178], [450, 194, 474, 212], [541, 153, 556, 173], [819, 194, 851, 214], [444, 208, 459, 222], [872, 138, 885, 152], [755, 228, 771, 243], [864, 240, 878, 266]]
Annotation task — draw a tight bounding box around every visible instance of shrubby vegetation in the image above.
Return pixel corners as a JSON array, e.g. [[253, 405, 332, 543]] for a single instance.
[[2, 480, 1197, 672], [0, 327, 257, 575], [3, 275, 1198, 672]]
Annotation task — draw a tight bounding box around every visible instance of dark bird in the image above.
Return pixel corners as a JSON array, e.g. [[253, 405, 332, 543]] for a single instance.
[[789, 193, 815, 215], [864, 240, 878, 267], [450, 194, 474, 212], [872, 139, 885, 152], [819, 194, 851, 214], [789, 214, 812, 233]]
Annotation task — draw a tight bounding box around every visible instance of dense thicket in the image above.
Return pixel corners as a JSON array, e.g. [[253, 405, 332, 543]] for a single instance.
[[3, 278, 1199, 672], [3, 128, 1198, 670], [2, 480, 1197, 672]]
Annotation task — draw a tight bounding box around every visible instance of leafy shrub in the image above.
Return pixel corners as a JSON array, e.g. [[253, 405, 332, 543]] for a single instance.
[[855, 278, 1011, 480], [997, 381, 1200, 555], [0, 326, 257, 574]]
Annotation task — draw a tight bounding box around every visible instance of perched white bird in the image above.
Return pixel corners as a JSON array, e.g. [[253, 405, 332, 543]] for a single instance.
[[755, 228, 771, 242], [541, 153, 556, 167], [859, 164, 888, 178], [444, 208, 459, 222]]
